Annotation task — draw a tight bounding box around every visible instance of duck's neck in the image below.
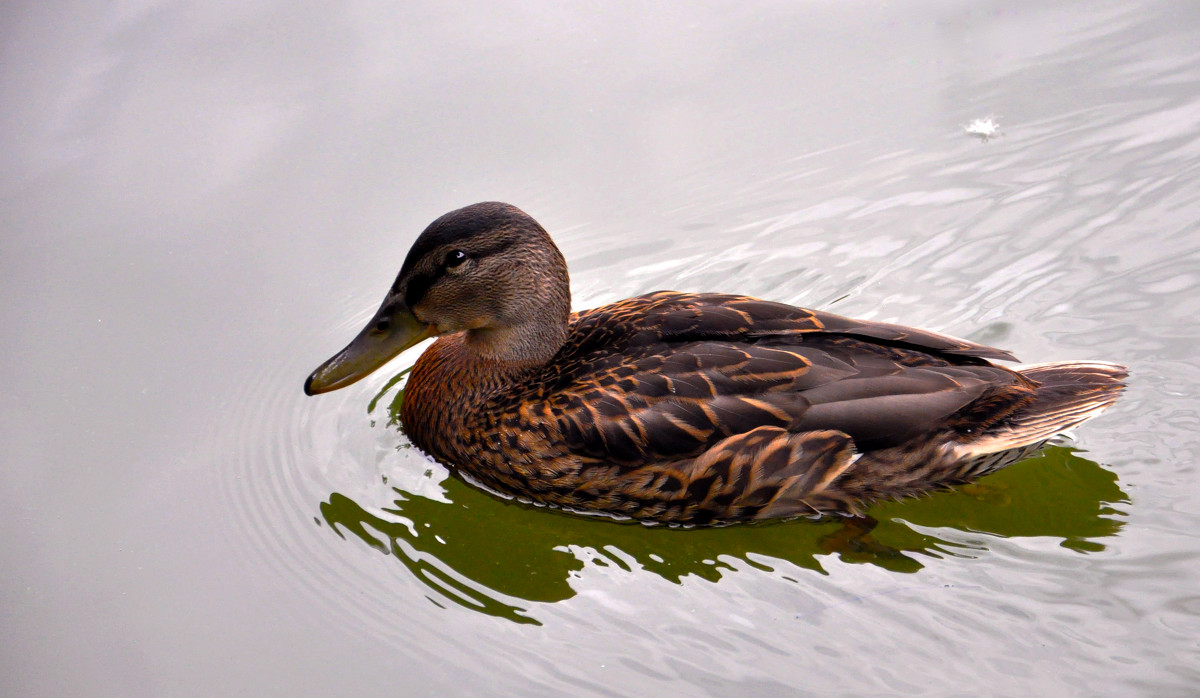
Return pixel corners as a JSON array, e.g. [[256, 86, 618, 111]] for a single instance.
[[464, 316, 568, 365], [399, 323, 566, 460]]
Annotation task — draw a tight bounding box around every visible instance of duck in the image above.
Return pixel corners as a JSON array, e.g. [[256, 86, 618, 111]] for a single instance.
[[305, 202, 1126, 525]]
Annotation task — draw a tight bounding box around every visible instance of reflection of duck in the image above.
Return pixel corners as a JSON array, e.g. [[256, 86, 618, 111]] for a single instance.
[[320, 446, 1128, 623], [306, 202, 1126, 525]]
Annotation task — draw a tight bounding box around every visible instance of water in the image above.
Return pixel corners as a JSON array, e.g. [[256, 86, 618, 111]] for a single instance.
[[4, 1, 1199, 695]]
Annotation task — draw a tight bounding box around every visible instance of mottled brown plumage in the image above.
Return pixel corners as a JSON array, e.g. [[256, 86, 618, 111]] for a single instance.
[[306, 202, 1127, 524]]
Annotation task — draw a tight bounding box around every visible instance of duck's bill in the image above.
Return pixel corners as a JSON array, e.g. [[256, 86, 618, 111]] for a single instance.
[[304, 303, 434, 395]]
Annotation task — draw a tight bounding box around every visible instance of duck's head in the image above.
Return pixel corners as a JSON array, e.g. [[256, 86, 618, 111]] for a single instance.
[[305, 202, 571, 395]]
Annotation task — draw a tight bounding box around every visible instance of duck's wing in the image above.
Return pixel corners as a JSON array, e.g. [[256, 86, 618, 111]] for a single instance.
[[520, 292, 1031, 468]]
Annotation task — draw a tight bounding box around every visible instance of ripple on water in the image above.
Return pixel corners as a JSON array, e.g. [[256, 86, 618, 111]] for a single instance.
[[213, 311, 464, 649]]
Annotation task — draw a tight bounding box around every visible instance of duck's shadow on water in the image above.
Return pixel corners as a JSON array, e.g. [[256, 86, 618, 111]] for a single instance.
[[318, 380, 1128, 625]]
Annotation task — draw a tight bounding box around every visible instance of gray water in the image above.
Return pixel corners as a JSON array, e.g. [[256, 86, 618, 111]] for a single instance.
[[4, 1, 1200, 695]]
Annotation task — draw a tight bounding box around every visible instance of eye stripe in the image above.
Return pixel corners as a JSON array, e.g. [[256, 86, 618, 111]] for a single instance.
[[404, 270, 441, 307]]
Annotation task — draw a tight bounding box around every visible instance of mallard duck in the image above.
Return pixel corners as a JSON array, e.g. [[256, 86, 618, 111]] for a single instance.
[[305, 202, 1126, 525]]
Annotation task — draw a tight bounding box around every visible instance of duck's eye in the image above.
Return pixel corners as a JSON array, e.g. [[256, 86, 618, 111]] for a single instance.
[[444, 249, 468, 269]]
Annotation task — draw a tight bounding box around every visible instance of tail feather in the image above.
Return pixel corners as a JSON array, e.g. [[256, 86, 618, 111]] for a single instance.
[[958, 360, 1127, 457]]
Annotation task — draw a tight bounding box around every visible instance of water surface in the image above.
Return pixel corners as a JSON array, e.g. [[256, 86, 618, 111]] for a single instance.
[[3, 1, 1200, 695]]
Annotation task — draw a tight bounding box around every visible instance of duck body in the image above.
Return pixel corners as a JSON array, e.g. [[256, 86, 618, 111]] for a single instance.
[[307, 203, 1126, 525]]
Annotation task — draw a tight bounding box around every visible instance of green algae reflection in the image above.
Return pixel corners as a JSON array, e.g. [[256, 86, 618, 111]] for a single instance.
[[318, 378, 1128, 625]]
